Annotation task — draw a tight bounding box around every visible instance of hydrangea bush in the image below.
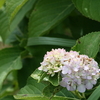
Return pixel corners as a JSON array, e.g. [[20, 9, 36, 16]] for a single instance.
[[0, 0, 100, 100]]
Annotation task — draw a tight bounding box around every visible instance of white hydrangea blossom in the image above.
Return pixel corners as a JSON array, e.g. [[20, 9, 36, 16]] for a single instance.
[[38, 49, 100, 92], [38, 48, 66, 76], [60, 51, 100, 93]]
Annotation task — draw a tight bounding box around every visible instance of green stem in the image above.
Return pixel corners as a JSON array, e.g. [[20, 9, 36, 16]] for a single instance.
[[71, 90, 86, 99], [82, 93, 86, 100], [71, 91, 83, 99]]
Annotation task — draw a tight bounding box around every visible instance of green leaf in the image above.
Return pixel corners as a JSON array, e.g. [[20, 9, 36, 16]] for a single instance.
[[0, 0, 5, 8], [57, 88, 77, 99], [31, 69, 60, 86], [1, 0, 36, 43], [0, 47, 22, 89], [48, 73, 61, 86], [72, 32, 100, 58], [87, 85, 100, 100], [31, 69, 47, 83], [20, 38, 27, 48], [14, 77, 45, 99], [43, 84, 56, 98], [7, 0, 36, 43], [15, 96, 78, 100], [43, 84, 62, 98], [27, 37, 76, 47], [6, 0, 36, 31], [72, 0, 100, 22], [0, 8, 9, 41], [28, 0, 74, 37], [14, 77, 79, 100], [6, 0, 28, 22]]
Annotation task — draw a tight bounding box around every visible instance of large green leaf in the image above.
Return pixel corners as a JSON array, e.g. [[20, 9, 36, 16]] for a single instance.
[[72, 0, 100, 22], [72, 32, 100, 58], [28, 0, 74, 37], [0, 0, 28, 42], [0, 0, 36, 43], [27, 37, 76, 47], [6, 0, 36, 43], [0, 47, 22, 89], [87, 85, 100, 100], [14, 77, 79, 100]]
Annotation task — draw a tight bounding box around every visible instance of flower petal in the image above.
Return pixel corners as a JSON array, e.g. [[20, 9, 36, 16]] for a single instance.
[[77, 84, 86, 93], [86, 82, 93, 89]]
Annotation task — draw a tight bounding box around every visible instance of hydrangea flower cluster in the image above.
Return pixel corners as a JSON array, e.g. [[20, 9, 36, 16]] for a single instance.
[[38, 48, 100, 93], [60, 51, 100, 93], [38, 48, 66, 76]]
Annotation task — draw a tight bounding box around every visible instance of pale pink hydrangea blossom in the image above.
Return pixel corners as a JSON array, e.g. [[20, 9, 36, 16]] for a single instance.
[[38, 48, 66, 76], [38, 49, 100, 93], [60, 51, 100, 93]]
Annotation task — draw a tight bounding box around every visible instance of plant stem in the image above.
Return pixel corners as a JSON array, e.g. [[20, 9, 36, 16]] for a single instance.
[[82, 93, 86, 100], [71, 91, 83, 99]]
